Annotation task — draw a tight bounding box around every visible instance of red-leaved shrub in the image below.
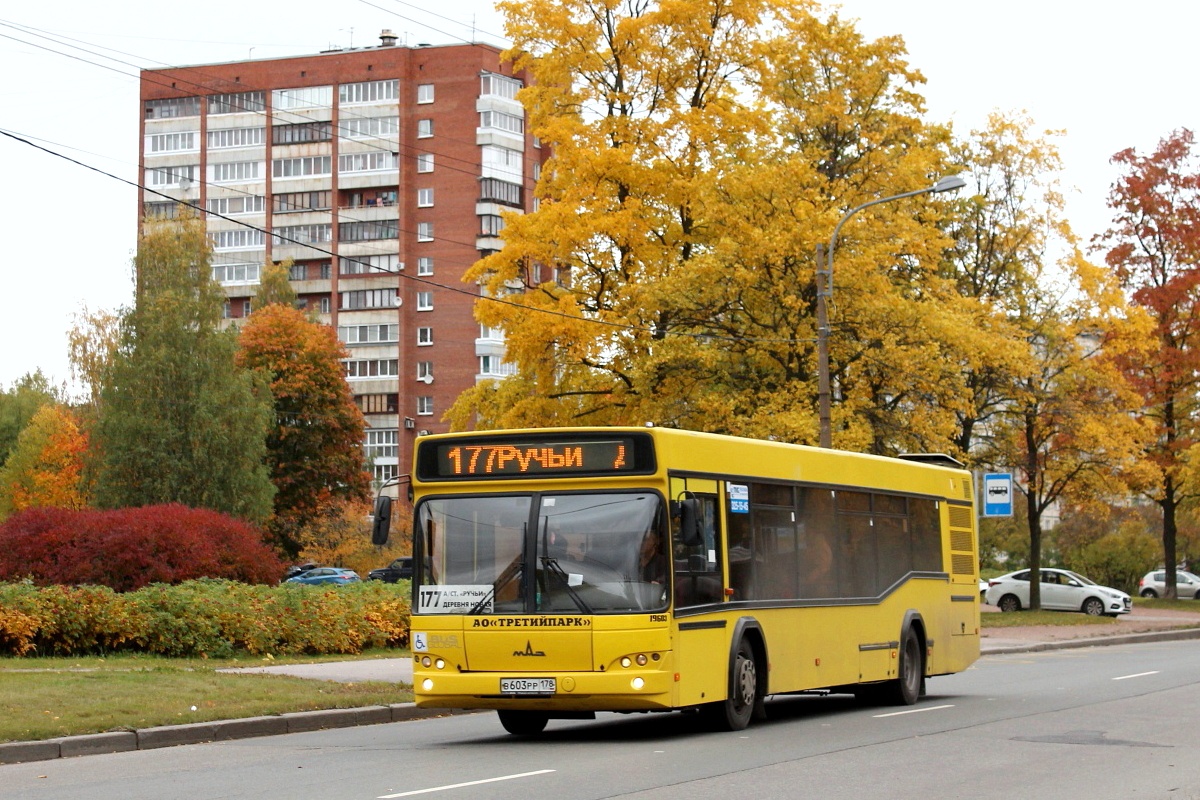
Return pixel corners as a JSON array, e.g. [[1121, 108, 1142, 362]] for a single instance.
[[0, 505, 284, 591]]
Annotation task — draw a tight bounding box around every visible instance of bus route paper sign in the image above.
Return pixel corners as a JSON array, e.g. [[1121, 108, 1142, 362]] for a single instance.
[[729, 484, 749, 514], [983, 473, 1013, 517], [417, 585, 492, 614]]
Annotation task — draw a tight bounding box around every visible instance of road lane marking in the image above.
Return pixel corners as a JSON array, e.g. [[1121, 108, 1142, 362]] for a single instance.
[[873, 704, 954, 718], [379, 770, 555, 798], [1113, 671, 1160, 681]]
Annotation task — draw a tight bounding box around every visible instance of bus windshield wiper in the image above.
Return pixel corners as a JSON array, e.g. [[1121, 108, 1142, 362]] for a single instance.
[[541, 556, 592, 614], [469, 553, 523, 615]]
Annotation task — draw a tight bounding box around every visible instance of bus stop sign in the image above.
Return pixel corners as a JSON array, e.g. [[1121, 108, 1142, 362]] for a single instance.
[[983, 473, 1013, 517]]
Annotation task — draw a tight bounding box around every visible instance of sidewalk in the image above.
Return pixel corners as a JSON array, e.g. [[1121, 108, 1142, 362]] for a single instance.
[[5, 611, 1200, 766]]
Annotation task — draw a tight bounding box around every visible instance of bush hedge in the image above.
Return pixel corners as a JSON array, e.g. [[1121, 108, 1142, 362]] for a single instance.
[[0, 505, 284, 590], [0, 580, 410, 658]]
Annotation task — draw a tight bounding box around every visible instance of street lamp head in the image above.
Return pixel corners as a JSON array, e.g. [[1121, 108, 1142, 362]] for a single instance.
[[931, 175, 967, 193]]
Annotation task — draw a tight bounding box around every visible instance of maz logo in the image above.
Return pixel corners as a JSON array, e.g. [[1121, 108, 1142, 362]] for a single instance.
[[513, 640, 546, 657]]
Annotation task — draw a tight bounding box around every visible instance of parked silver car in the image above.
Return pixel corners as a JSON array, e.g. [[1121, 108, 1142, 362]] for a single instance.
[[985, 568, 1131, 616], [1138, 570, 1200, 600]]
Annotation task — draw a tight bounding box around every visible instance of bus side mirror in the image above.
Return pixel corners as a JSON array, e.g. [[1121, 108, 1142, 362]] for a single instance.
[[371, 495, 392, 545], [679, 498, 702, 547]]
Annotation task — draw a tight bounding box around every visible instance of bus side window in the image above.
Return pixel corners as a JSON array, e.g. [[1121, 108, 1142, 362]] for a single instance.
[[673, 495, 723, 607]]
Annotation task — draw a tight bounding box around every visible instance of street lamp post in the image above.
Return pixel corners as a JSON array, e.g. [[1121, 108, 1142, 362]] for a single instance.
[[815, 175, 967, 448]]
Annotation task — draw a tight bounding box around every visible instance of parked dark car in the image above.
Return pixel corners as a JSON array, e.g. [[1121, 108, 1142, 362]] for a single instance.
[[283, 562, 318, 582], [367, 557, 413, 583]]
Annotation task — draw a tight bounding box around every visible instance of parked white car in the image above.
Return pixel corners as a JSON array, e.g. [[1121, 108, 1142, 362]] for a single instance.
[[985, 568, 1131, 616], [1138, 570, 1200, 600]]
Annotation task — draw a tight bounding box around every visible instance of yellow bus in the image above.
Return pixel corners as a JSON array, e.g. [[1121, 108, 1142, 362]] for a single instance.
[[390, 426, 979, 735]]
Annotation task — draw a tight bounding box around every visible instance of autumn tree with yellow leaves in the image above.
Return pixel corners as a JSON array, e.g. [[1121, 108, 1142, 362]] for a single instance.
[[0, 404, 90, 519], [450, 0, 964, 450]]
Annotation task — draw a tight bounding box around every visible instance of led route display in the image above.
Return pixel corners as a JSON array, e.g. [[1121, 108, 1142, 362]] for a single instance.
[[417, 434, 655, 480]]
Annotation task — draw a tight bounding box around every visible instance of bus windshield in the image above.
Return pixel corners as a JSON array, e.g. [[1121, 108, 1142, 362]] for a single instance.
[[414, 492, 668, 615]]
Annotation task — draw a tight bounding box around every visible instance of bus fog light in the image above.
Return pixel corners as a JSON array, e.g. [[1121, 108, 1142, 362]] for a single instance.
[[631, 677, 645, 690], [636, 654, 648, 666], [421, 679, 434, 691], [621, 657, 632, 668], [435, 659, 445, 669]]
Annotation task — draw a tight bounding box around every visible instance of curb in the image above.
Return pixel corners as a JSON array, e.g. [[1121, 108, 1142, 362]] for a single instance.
[[0, 703, 479, 766], [980, 625, 1200, 655], [6, 627, 1200, 766]]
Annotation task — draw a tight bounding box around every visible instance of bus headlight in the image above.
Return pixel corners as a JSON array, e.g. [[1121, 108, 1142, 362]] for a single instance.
[[636, 654, 648, 666], [631, 677, 645, 690], [422, 679, 434, 691], [621, 657, 632, 668], [435, 658, 445, 670]]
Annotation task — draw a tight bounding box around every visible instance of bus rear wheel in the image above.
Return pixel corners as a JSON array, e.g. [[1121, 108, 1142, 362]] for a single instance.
[[497, 710, 548, 736], [704, 638, 760, 731]]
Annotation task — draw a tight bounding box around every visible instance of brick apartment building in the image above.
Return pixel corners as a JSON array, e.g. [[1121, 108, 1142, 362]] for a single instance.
[[138, 32, 544, 488]]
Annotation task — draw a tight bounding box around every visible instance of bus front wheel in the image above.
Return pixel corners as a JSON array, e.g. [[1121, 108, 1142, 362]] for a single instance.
[[704, 638, 761, 731], [497, 710, 548, 736]]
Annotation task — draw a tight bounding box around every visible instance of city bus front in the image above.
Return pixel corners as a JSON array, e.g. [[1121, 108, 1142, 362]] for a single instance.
[[408, 434, 677, 731]]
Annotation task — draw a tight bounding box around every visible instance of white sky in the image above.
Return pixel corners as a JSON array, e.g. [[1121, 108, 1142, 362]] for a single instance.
[[1, 0, 1192, 392]]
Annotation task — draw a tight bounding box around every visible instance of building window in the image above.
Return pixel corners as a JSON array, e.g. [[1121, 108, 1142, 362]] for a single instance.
[[417, 119, 433, 138], [479, 110, 524, 135], [341, 289, 399, 310], [478, 178, 522, 206], [223, 301, 232, 319], [340, 220, 400, 243], [417, 222, 434, 242], [273, 85, 333, 111], [208, 91, 266, 115], [207, 195, 265, 215], [480, 355, 516, 377], [273, 224, 332, 246], [145, 97, 201, 119], [416, 153, 434, 173], [210, 161, 263, 183], [365, 428, 399, 458], [272, 156, 332, 178], [289, 263, 306, 281], [340, 323, 399, 345], [319, 296, 331, 314], [355, 393, 399, 414], [242, 300, 252, 316], [210, 229, 266, 250], [480, 72, 523, 100], [340, 254, 401, 275], [417, 396, 433, 416], [417, 257, 433, 276], [481, 145, 523, 182], [342, 116, 399, 139], [319, 262, 332, 279], [418, 327, 433, 346], [273, 121, 332, 145], [416, 84, 435, 103], [345, 359, 399, 379], [340, 79, 399, 105], [273, 190, 331, 213], [145, 165, 197, 188], [416, 291, 433, 311], [480, 215, 505, 236], [148, 131, 197, 153], [374, 463, 398, 483], [339, 152, 398, 173], [417, 361, 433, 381], [213, 262, 262, 284], [417, 188, 434, 207], [208, 127, 266, 149]]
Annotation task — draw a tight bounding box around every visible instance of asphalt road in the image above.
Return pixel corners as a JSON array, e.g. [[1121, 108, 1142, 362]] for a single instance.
[[4, 638, 1200, 799]]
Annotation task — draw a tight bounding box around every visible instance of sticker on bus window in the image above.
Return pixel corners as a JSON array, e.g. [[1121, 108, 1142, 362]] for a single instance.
[[417, 585, 493, 614], [729, 483, 749, 514]]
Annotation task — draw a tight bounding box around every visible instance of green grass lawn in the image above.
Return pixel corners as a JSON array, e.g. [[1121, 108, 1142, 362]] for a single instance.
[[0, 650, 412, 743]]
